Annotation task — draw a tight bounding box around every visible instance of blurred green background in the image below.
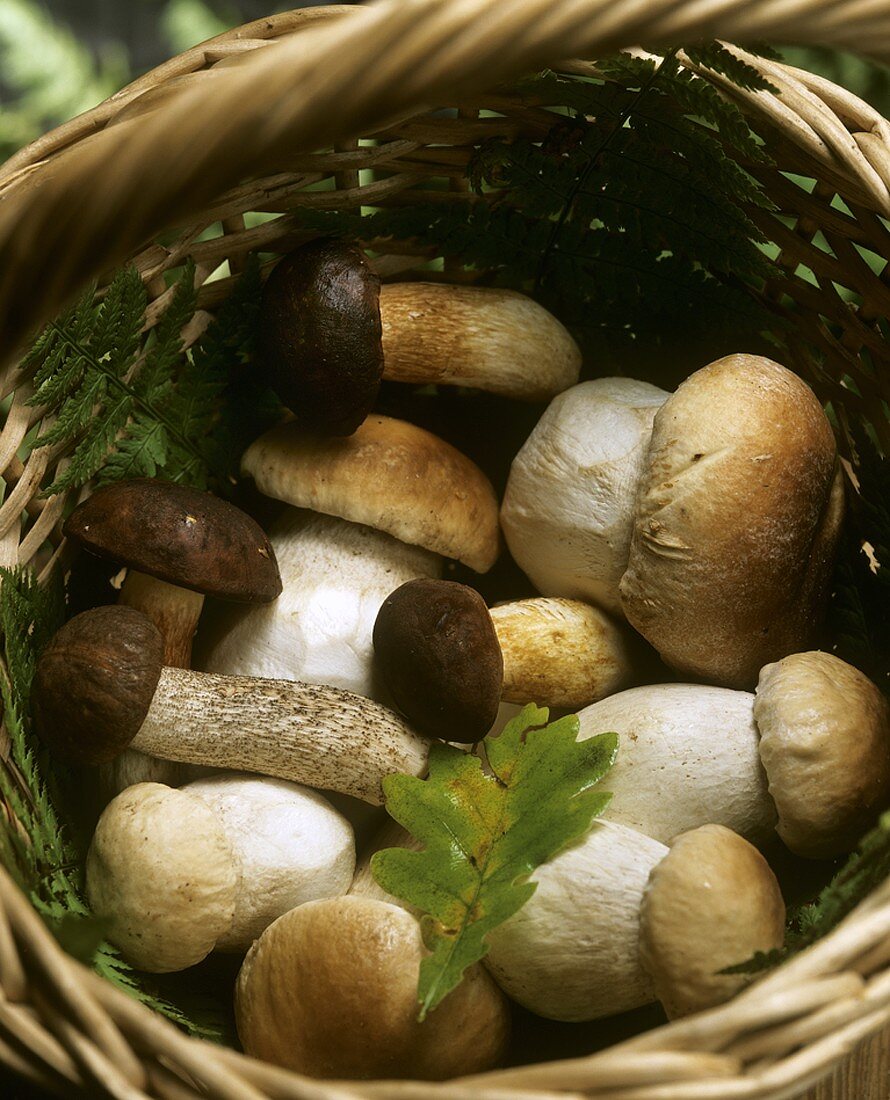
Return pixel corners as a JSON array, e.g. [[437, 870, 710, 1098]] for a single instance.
[[1, 1, 890, 162]]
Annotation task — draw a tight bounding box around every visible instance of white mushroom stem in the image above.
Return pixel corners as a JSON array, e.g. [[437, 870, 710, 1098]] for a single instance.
[[119, 571, 205, 669], [576, 684, 776, 846], [500, 378, 668, 615], [131, 668, 429, 805], [379, 283, 580, 401], [348, 816, 419, 907], [484, 821, 668, 1021], [186, 774, 355, 952], [201, 510, 441, 697], [490, 597, 633, 709]]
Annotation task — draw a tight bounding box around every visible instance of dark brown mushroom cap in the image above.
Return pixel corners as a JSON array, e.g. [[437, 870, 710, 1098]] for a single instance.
[[32, 606, 164, 764], [259, 240, 383, 436], [63, 479, 282, 602], [373, 579, 503, 743]]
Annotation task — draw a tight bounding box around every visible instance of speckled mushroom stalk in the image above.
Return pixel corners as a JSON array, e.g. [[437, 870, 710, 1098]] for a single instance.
[[373, 579, 634, 742], [33, 606, 429, 805], [259, 239, 581, 436]]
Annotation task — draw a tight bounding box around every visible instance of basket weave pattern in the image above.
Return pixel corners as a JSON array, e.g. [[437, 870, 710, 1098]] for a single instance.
[[2, 2, 890, 1097]]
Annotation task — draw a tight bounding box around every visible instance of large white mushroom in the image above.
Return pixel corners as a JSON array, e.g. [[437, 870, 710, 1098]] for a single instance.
[[620, 354, 844, 687], [484, 821, 785, 1023], [200, 510, 440, 696], [202, 414, 498, 709], [574, 653, 890, 857], [500, 377, 668, 615], [86, 778, 356, 971]]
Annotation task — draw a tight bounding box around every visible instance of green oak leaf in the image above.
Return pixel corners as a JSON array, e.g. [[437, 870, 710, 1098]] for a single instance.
[[371, 704, 618, 1019]]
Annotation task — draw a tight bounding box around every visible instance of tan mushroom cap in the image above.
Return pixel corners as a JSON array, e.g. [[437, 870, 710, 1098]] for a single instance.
[[490, 597, 633, 709], [639, 824, 785, 1019], [86, 784, 238, 972], [235, 896, 510, 1080], [754, 651, 890, 859], [241, 414, 500, 572]]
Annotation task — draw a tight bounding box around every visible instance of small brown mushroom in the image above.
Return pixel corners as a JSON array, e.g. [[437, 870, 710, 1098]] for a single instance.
[[241, 414, 500, 573], [638, 824, 786, 1019], [32, 606, 428, 805], [234, 896, 510, 1079], [373, 579, 504, 743], [64, 478, 282, 668], [373, 580, 633, 741], [259, 239, 580, 436]]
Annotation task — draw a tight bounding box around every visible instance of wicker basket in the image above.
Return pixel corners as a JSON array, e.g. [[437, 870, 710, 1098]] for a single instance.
[[2, 1, 890, 1097]]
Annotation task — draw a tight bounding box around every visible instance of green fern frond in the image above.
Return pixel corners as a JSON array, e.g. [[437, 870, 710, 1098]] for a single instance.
[[682, 42, 780, 94], [25, 258, 270, 496]]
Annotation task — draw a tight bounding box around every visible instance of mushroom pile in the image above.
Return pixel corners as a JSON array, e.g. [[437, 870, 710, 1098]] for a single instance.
[[30, 239, 890, 1082]]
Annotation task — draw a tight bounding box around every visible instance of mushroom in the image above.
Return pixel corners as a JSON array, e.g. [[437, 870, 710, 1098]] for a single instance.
[[64, 478, 282, 668], [32, 605, 428, 805], [199, 510, 441, 696], [240, 413, 500, 574], [490, 596, 633, 709], [575, 683, 776, 847], [234, 896, 511, 1079], [64, 478, 282, 800], [500, 378, 669, 616], [373, 579, 633, 741], [259, 239, 581, 435], [86, 778, 355, 970], [484, 820, 668, 1021], [86, 783, 236, 972], [620, 354, 845, 687], [576, 657, 890, 857], [754, 651, 890, 858], [638, 824, 785, 1019], [484, 821, 784, 1023]]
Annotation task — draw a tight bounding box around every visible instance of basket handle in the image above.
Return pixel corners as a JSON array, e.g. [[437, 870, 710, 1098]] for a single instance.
[[0, 0, 887, 359]]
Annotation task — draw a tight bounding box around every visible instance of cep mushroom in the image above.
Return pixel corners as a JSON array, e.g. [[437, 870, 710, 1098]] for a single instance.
[[86, 777, 355, 971], [64, 478, 282, 798], [204, 414, 497, 705], [576, 655, 890, 857], [240, 413, 500, 574], [259, 239, 581, 435], [620, 354, 845, 687], [501, 378, 669, 615], [639, 824, 785, 1019], [373, 578, 633, 741], [64, 478, 282, 667], [32, 605, 428, 805], [484, 821, 784, 1022], [235, 896, 511, 1079]]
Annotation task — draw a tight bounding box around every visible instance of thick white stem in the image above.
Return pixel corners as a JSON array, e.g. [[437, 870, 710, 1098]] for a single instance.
[[132, 668, 429, 805]]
